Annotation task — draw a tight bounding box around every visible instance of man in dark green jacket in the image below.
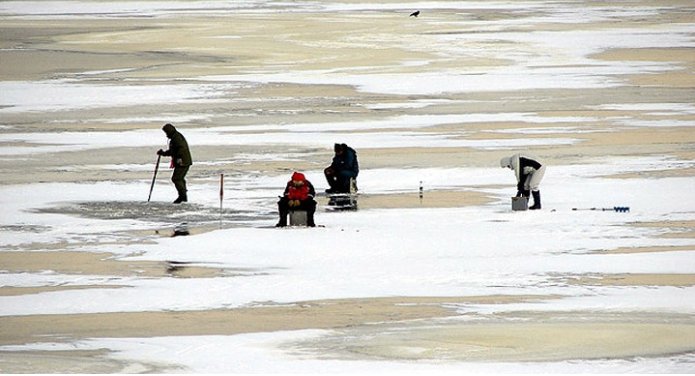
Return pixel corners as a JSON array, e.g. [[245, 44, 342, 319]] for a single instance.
[[157, 123, 192, 203]]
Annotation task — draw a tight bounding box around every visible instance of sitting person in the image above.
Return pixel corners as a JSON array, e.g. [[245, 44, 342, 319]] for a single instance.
[[324, 143, 359, 194], [276, 171, 317, 227]]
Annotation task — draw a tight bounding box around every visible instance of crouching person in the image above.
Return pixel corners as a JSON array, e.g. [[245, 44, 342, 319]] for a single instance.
[[324, 143, 359, 194], [500, 153, 546, 210], [276, 172, 317, 227]]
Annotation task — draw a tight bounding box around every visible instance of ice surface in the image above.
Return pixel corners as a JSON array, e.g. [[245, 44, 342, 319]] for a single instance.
[[2, 158, 694, 317], [0, 81, 236, 113], [2, 0, 694, 372]]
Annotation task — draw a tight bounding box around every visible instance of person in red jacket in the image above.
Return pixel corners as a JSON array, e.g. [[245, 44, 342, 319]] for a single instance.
[[276, 172, 317, 227]]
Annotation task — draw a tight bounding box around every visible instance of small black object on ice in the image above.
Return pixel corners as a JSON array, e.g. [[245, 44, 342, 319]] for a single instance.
[[172, 222, 190, 237], [410, 10, 420, 17]]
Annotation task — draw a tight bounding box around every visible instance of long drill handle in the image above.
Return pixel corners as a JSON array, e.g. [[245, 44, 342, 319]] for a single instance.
[[572, 206, 630, 212], [147, 154, 162, 202]]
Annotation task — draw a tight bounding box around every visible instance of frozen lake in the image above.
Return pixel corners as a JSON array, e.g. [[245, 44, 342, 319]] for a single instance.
[[1, 0, 694, 373]]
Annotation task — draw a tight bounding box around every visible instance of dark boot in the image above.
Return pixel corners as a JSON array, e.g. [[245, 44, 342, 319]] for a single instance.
[[173, 190, 187, 204], [530, 190, 541, 210], [324, 168, 338, 193], [276, 201, 288, 227], [276, 213, 287, 227], [307, 210, 316, 227], [180, 182, 188, 202], [172, 167, 189, 204]]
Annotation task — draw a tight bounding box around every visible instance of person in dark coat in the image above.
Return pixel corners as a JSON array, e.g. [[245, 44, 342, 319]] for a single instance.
[[157, 123, 192, 204], [324, 143, 359, 194], [500, 153, 546, 210], [277, 172, 316, 227]]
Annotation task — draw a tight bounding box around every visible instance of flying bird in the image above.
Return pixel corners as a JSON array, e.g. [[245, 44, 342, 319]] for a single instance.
[[410, 10, 420, 17]]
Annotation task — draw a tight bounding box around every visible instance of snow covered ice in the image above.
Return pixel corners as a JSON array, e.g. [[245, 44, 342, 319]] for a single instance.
[[1, 0, 695, 373]]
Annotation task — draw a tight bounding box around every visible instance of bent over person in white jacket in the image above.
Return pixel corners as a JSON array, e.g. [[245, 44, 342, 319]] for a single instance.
[[500, 153, 546, 210]]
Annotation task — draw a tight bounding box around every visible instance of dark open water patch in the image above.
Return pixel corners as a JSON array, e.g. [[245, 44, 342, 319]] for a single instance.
[[0, 224, 52, 233], [33, 201, 273, 225]]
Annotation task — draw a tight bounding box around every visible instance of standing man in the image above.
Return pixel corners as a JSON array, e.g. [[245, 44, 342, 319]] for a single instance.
[[157, 123, 192, 204], [500, 153, 545, 210], [324, 143, 359, 194]]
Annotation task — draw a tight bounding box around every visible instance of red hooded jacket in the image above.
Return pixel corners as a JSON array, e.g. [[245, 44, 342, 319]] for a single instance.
[[284, 172, 315, 201]]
